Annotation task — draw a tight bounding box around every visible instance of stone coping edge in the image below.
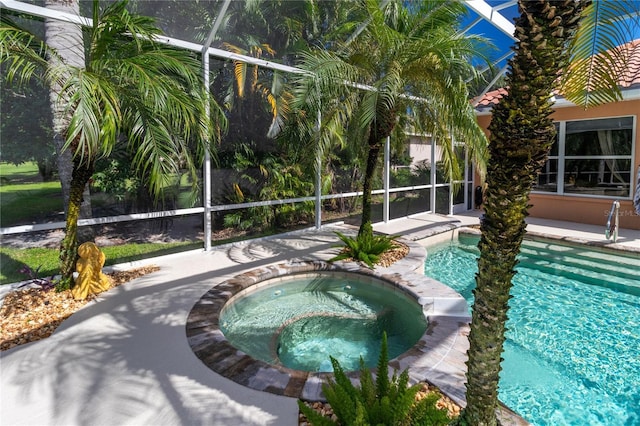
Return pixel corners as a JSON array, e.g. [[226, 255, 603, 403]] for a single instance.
[[186, 260, 470, 401]]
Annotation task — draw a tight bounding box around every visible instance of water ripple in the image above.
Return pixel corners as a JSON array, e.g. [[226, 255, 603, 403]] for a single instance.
[[425, 240, 640, 426]]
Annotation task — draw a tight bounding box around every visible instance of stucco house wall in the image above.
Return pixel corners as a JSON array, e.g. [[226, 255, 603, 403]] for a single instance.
[[476, 98, 640, 230]]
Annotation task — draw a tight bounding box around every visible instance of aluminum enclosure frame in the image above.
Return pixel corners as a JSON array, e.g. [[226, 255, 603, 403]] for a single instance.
[[0, 0, 518, 246]]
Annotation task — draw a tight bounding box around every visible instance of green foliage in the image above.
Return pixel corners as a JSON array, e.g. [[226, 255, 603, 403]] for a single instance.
[[389, 160, 438, 188], [390, 168, 415, 187], [54, 275, 72, 292], [2, 0, 225, 282], [91, 158, 141, 202], [220, 148, 314, 232], [287, 0, 491, 234], [0, 75, 54, 178], [298, 333, 451, 426], [330, 222, 397, 268], [91, 151, 192, 212], [0, 241, 198, 285]]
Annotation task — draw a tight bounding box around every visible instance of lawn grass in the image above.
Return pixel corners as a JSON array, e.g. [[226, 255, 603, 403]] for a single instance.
[[0, 241, 201, 285], [1, 162, 202, 285], [0, 162, 63, 227], [0, 182, 63, 226], [0, 162, 42, 183]]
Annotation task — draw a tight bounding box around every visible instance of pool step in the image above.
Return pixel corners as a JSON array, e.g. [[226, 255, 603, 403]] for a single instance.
[[455, 236, 639, 295], [518, 241, 640, 296]]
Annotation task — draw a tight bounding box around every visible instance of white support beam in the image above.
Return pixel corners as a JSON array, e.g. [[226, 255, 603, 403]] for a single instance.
[[461, 16, 483, 35], [202, 0, 231, 53], [158, 35, 307, 75], [464, 0, 516, 40], [315, 111, 322, 229], [201, 0, 231, 251], [0, 0, 90, 25], [383, 136, 390, 223], [493, 0, 517, 12]]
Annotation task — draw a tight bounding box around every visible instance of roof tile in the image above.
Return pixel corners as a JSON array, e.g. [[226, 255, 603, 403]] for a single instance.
[[474, 39, 640, 109]]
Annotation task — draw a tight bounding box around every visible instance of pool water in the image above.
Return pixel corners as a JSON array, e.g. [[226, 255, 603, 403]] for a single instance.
[[424, 235, 640, 426], [219, 274, 427, 372]]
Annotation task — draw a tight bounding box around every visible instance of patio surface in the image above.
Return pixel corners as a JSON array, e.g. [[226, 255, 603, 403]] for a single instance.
[[1, 212, 638, 425]]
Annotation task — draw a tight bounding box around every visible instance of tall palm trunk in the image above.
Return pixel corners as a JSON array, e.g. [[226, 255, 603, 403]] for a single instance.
[[459, 1, 586, 425], [45, 0, 84, 212], [45, 0, 93, 287]]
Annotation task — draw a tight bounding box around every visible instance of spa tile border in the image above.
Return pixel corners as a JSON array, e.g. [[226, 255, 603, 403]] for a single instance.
[[186, 260, 470, 401]]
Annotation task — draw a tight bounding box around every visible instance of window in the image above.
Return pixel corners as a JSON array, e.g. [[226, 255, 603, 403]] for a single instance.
[[534, 116, 635, 198]]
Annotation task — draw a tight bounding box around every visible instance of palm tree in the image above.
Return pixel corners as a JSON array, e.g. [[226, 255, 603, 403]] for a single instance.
[[0, 0, 224, 288], [288, 0, 489, 238], [458, 1, 639, 424]]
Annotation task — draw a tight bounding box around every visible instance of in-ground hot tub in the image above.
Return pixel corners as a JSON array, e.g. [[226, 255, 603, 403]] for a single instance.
[[219, 271, 427, 373], [186, 260, 469, 400]]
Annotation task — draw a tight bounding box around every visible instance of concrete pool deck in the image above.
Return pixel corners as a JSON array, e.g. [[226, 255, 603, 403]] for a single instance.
[[375, 211, 640, 253], [1, 213, 638, 425]]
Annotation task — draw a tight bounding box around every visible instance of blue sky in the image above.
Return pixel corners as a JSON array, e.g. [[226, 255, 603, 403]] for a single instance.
[[462, 1, 640, 71]]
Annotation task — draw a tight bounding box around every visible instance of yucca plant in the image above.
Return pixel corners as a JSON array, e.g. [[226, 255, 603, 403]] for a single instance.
[[330, 222, 398, 268], [298, 333, 450, 426]]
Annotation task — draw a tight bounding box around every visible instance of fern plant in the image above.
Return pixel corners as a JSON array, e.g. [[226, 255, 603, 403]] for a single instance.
[[330, 222, 398, 268], [298, 333, 451, 425]]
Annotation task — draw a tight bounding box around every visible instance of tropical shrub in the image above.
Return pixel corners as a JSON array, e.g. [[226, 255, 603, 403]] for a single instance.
[[390, 167, 415, 187], [219, 149, 314, 232], [298, 333, 451, 425], [91, 158, 140, 202], [413, 161, 432, 184]]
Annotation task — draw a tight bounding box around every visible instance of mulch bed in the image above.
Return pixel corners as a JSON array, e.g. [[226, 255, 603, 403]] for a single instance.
[[0, 266, 159, 351]]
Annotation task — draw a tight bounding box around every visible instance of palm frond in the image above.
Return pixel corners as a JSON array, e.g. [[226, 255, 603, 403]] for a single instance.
[[0, 15, 52, 85], [64, 69, 121, 163], [562, 0, 640, 107], [78, 2, 217, 200]]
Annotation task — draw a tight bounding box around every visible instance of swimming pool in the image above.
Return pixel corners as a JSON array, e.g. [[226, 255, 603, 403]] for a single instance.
[[424, 233, 640, 426]]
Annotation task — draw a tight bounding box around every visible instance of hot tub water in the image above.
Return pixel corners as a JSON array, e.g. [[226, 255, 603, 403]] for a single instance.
[[220, 273, 427, 372]]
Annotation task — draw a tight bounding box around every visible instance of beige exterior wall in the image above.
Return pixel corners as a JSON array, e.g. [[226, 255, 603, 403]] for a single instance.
[[406, 135, 439, 167], [476, 98, 640, 230]]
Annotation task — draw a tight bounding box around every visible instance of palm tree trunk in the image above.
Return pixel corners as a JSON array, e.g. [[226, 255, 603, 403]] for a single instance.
[[359, 140, 382, 236], [59, 159, 94, 288], [359, 108, 396, 236], [45, 0, 84, 213], [459, 1, 586, 424], [45, 0, 94, 284], [45, 0, 93, 225]]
